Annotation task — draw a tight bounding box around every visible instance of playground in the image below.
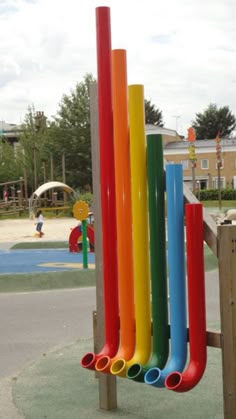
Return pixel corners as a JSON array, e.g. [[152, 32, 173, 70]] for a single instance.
[[0, 268, 222, 419], [0, 214, 223, 419], [79, 6, 235, 419], [1, 5, 235, 419], [0, 218, 95, 277], [0, 189, 224, 416], [0, 213, 222, 418], [0, 248, 95, 274], [0, 217, 78, 246]]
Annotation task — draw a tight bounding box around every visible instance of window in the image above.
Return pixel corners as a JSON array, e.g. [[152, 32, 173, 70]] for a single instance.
[[201, 159, 209, 169], [181, 160, 188, 170], [212, 177, 225, 189]]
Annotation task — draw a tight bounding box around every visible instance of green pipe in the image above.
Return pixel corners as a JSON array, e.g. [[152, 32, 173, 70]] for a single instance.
[[127, 133, 169, 382], [146, 134, 169, 367], [82, 219, 88, 269]]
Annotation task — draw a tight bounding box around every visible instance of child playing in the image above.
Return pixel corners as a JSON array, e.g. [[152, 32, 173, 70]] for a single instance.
[[35, 210, 44, 237]]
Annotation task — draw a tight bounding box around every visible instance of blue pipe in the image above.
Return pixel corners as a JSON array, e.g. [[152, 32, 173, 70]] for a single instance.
[[144, 163, 187, 387]]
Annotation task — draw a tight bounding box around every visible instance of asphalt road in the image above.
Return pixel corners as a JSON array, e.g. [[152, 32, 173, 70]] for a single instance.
[[0, 287, 96, 379], [0, 270, 220, 380]]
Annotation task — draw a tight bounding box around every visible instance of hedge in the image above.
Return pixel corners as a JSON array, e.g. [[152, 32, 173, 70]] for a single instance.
[[197, 188, 236, 201]]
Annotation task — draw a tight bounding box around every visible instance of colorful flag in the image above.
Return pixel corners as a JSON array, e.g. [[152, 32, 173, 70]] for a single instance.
[[187, 127, 196, 142]]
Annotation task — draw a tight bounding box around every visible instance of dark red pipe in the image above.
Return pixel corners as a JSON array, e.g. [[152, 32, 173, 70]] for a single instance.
[[81, 7, 119, 370], [165, 203, 207, 392]]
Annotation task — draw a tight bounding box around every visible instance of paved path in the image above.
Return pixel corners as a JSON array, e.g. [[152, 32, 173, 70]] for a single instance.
[[0, 287, 96, 378], [0, 270, 220, 418], [0, 287, 96, 418]]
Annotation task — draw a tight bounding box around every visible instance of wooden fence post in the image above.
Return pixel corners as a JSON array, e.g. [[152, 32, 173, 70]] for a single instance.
[[218, 224, 236, 418], [90, 82, 117, 410]]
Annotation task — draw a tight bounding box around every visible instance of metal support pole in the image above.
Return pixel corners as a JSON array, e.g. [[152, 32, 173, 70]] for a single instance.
[[191, 162, 196, 194], [82, 219, 88, 269], [33, 147, 37, 190], [62, 152, 67, 203]]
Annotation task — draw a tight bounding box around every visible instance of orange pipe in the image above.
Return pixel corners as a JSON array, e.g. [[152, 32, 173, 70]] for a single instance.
[[96, 49, 135, 376]]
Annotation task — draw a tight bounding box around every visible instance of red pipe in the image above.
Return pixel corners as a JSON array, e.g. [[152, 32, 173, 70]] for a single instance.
[[165, 203, 207, 392], [81, 6, 119, 370]]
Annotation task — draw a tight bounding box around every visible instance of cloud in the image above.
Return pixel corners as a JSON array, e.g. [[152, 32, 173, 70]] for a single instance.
[[148, 34, 174, 45], [0, 0, 235, 136], [0, 0, 18, 15]]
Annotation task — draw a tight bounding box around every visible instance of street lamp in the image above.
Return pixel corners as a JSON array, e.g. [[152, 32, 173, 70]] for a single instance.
[[196, 180, 200, 200], [173, 115, 180, 132]]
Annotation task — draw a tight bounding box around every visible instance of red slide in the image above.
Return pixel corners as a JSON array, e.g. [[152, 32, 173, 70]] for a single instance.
[[69, 224, 95, 252]]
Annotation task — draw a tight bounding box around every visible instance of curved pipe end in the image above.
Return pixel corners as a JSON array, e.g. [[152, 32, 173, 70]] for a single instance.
[[165, 372, 182, 390], [165, 361, 207, 392], [95, 356, 111, 373], [110, 359, 127, 377], [127, 363, 146, 382], [144, 368, 165, 388], [80, 352, 96, 370]]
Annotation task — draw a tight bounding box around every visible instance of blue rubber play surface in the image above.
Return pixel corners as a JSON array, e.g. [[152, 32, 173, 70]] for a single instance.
[[0, 249, 95, 274]]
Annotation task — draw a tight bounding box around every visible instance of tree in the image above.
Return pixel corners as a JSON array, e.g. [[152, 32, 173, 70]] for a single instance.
[[192, 103, 236, 139], [0, 141, 22, 183], [145, 99, 164, 126], [51, 73, 96, 190], [19, 106, 49, 194], [18, 74, 96, 195]]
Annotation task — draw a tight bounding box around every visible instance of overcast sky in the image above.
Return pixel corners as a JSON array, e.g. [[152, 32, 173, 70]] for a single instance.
[[0, 0, 236, 135]]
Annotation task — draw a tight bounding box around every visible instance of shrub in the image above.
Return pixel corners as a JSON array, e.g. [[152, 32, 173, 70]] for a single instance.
[[198, 188, 236, 200]]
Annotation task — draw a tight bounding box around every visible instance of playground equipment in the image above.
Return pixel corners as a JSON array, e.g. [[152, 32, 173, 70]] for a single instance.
[[81, 7, 119, 370], [95, 49, 135, 376], [69, 223, 94, 253], [29, 181, 74, 219], [142, 163, 188, 387], [70, 200, 91, 269], [81, 6, 236, 418], [0, 179, 25, 216]]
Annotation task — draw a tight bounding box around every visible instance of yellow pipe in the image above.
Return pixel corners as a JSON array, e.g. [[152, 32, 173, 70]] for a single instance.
[[112, 85, 151, 376]]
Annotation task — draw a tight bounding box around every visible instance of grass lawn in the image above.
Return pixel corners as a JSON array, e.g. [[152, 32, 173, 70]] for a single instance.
[[11, 241, 68, 250], [0, 269, 95, 293], [202, 200, 236, 211]]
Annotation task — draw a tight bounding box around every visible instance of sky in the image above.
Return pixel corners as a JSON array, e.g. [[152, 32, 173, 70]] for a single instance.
[[0, 0, 236, 135]]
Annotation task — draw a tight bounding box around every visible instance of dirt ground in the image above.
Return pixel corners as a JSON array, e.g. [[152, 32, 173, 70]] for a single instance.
[[0, 217, 79, 244]]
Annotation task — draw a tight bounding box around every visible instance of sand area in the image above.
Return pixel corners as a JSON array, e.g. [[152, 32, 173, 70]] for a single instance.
[[0, 217, 78, 245]]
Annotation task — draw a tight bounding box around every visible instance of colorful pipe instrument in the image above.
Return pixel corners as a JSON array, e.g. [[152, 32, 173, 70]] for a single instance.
[[96, 49, 135, 376], [82, 7, 207, 395], [166, 203, 206, 392], [145, 164, 187, 387], [127, 134, 169, 382], [81, 6, 119, 370]]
